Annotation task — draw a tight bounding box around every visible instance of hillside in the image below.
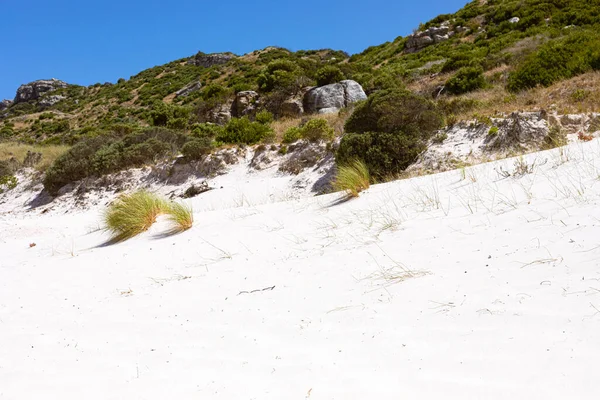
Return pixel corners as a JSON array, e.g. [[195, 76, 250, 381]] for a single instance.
[[2, 2, 600, 398], [1, 0, 600, 199]]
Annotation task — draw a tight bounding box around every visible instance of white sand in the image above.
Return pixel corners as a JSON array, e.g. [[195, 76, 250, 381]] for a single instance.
[[2, 140, 600, 399]]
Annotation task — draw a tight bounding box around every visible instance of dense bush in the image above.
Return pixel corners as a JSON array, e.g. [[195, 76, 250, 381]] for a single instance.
[[181, 137, 213, 160], [191, 123, 224, 139], [257, 60, 303, 93], [298, 119, 335, 142], [43, 128, 188, 194], [446, 66, 486, 94], [316, 66, 345, 86], [508, 31, 600, 92], [339, 89, 443, 178], [150, 102, 192, 128], [282, 127, 302, 143], [344, 89, 442, 136], [337, 131, 427, 179], [216, 117, 274, 145]]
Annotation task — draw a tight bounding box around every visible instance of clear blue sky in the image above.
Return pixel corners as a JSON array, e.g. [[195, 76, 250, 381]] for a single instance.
[[0, 0, 469, 100]]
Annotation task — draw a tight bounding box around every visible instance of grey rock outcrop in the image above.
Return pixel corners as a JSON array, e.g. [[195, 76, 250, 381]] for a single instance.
[[405, 22, 456, 53], [280, 98, 304, 117], [175, 81, 202, 98], [484, 112, 548, 150], [303, 80, 367, 114], [14, 79, 68, 104], [0, 99, 12, 110], [188, 52, 235, 68], [38, 95, 66, 108], [209, 102, 233, 125], [231, 91, 259, 117]]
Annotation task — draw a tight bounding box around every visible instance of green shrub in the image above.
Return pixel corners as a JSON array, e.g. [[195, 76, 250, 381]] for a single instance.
[[150, 102, 191, 128], [345, 89, 442, 137], [488, 126, 499, 136], [508, 31, 600, 92], [316, 66, 345, 86], [282, 127, 302, 143], [255, 110, 274, 124], [337, 131, 426, 179], [191, 123, 224, 139], [43, 128, 187, 194], [44, 136, 109, 194], [257, 60, 302, 93], [446, 66, 486, 95], [332, 159, 370, 198], [299, 119, 335, 142], [217, 117, 274, 144], [181, 137, 212, 160], [339, 88, 442, 178]]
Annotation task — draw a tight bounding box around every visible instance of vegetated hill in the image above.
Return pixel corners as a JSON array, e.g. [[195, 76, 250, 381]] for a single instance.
[[1, 0, 600, 196]]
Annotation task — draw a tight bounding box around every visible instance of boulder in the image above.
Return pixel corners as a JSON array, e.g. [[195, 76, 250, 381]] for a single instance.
[[14, 79, 68, 104], [188, 52, 235, 68], [175, 81, 202, 98], [38, 95, 66, 108], [231, 91, 259, 117], [280, 98, 304, 118], [405, 22, 455, 53], [0, 99, 12, 110], [209, 102, 232, 125], [508, 17, 520, 24], [303, 80, 367, 114]]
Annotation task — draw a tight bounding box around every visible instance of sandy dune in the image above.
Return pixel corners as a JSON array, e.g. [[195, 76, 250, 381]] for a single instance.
[[2, 140, 600, 399]]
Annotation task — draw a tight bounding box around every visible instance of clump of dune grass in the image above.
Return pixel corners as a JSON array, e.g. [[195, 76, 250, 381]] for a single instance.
[[165, 201, 194, 233], [104, 191, 168, 242], [332, 159, 371, 198]]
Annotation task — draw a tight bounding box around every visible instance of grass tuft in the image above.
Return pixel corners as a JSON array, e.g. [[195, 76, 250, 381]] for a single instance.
[[332, 159, 371, 198], [104, 191, 168, 242], [166, 201, 194, 233]]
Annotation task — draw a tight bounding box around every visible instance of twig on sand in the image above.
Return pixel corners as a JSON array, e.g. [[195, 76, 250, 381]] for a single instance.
[[238, 285, 276, 296]]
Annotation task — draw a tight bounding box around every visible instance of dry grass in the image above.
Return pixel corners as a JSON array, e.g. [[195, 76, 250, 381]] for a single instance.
[[445, 71, 600, 122], [0, 142, 70, 172], [104, 191, 195, 242], [104, 191, 168, 242], [166, 201, 194, 233], [332, 159, 371, 198]]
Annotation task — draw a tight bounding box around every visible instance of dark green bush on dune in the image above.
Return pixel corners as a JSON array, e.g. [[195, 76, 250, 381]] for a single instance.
[[43, 128, 188, 194], [338, 89, 443, 178]]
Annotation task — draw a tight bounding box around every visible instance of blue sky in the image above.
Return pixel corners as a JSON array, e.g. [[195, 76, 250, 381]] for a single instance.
[[0, 0, 469, 100]]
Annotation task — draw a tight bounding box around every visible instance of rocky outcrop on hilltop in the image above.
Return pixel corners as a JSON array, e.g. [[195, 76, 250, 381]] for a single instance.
[[188, 52, 235, 68], [0, 99, 13, 111], [405, 21, 460, 53], [303, 80, 367, 114], [14, 79, 68, 104]]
